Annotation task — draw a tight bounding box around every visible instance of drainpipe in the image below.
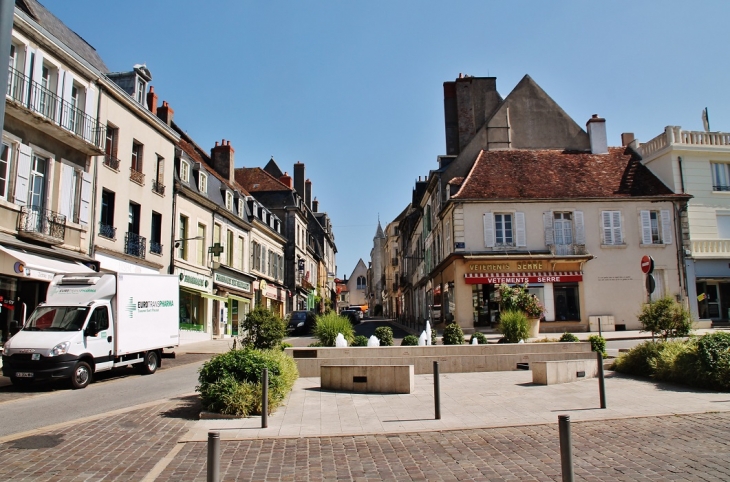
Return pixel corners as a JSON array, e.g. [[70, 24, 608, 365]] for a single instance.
[[0, 0, 15, 134], [88, 81, 103, 261]]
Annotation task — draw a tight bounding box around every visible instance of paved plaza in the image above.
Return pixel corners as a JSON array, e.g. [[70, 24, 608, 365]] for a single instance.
[[0, 331, 729, 480]]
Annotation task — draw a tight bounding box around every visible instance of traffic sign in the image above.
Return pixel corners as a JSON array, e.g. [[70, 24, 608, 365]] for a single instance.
[[641, 255, 654, 274], [645, 274, 656, 294]]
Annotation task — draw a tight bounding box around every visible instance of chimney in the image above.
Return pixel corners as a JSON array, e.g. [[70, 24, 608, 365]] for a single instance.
[[157, 101, 174, 126], [146, 86, 158, 115], [279, 172, 293, 189], [293, 162, 305, 198], [444, 75, 500, 156], [305, 179, 312, 209], [621, 132, 636, 147], [586, 114, 608, 154], [210, 139, 235, 183], [312, 197, 319, 213]]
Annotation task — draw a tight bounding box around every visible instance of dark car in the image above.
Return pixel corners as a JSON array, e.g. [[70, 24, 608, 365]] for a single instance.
[[287, 311, 316, 334], [349, 306, 365, 320], [340, 309, 360, 325]]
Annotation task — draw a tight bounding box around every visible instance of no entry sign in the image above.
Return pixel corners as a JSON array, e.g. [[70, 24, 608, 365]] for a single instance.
[[641, 255, 654, 274]]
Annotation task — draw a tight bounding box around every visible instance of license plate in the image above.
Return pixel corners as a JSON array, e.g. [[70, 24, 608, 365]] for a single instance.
[[15, 372, 34, 378], [31, 354, 40, 361]]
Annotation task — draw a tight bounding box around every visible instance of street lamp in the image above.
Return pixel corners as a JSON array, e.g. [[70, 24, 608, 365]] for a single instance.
[[174, 236, 204, 248]]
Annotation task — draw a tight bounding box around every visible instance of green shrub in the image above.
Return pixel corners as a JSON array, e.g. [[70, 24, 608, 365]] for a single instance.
[[442, 323, 465, 345], [197, 348, 298, 416], [280, 342, 292, 351], [588, 334, 607, 358], [533, 337, 560, 343], [431, 327, 438, 345], [308, 341, 323, 347], [498, 310, 529, 343], [696, 332, 730, 390], [401, 334, 419, 346], [374, 326, 394, 346], [352, 335, 369, 347], [313, 312, 355, 346], [638, 297, 693, 340], [469, 332, 489, 345], [559, 332, 580, 343], [239, 307, 287, 349], [650, 339, 700, 384], [612, 340, 663, 377]]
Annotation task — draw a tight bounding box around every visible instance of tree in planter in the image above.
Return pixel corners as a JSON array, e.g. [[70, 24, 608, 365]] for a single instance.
[[239, 307, 287, 349], [638, 296, 693, 341], [470, 332, 489, 345], [374, 326, 394, 346], [498, 310, 530, 343], [496, 283, 545, 318], [442, 323, 465, 345], [401, 334, 419, 346], [313, 312, 355, 346], [588, 334, 607, 358]]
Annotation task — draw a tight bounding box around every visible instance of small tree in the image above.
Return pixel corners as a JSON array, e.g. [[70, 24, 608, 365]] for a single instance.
[[401, 334, 419, 346], [498, 310, 530, 343], [313, 312, 355, 346], [638, 296, 693, 340], [470, 332, 489, 345], [588, 334, 607, 358], [374, 326, 394, 346], [239, 307, 287, 349], [442, 323, 465, 345]]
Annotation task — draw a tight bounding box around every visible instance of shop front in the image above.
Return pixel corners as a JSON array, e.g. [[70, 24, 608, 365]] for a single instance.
[[212, 269, 254, 337], [455, 256, 589, 331], [254, 279, 286, 318], [693, 259, 730, 323], [175, 267, 213, 344]]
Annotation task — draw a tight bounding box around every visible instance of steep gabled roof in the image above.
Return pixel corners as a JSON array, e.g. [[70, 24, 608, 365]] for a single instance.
[[453, 147, 684, 200], [235, 167, 291, 193]]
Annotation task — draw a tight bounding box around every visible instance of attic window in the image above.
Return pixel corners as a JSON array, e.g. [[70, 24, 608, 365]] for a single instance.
[[225, 191, 233, 211], [199, 172, 207, 194], [237, 199, 244, 218], [180, 161, 190, 183]]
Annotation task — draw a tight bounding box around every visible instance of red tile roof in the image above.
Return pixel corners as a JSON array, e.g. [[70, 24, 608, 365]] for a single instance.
[[235, 167, 291, 192], [452, 147, 682, 200], [178, 138, 250, 196]]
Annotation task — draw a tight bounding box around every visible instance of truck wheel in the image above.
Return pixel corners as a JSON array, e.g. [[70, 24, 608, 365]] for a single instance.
[[139, 351, 159, 375], [70, 362, 92, 389]]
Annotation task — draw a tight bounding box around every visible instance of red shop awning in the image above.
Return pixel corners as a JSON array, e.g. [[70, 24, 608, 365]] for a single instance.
[[464, 272, 583, 285]]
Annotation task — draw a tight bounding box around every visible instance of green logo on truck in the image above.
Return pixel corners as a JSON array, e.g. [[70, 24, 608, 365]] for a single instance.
[[126, 297, 175, 318]]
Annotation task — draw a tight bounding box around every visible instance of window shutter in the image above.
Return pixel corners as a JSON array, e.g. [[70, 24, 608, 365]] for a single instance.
[[59, 163, 74, 219], [14, 144, 32, 206], [543, 212, 554, 245], [32, 50, 44, 86], [483, 212, 495, 248], [661, 209, 672, 244], [574, 211, 585, 245], [24, 48, 35, 80], [515, 211, 526, 247], [85, 85, 96, 125], [601, 211, 612, 244], [612, 211, 622, 244], [640, 210, 652, 244], [63, 70, 74, 107], [78, 171, 92, 226], [56, 68, 66, 98]]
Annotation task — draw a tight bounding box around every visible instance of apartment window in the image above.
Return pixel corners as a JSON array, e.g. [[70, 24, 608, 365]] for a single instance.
[[179, 215, 189, 260], [198, 172, 207, 193], [0, 142, 11, 199], [70, 83, 85, 134], [59, 163, 81, 223], [156, 156, 164, 184], [494, 213, 513, 246], [28, 154, 47, 210], [136, 78, 145, 104], [99, 189, 115, 238], [131, 142, 143, 172], [225, 191, 233, 211], [238, 236, 245, 270], [711, 162, 730, 191], [128, 202, 140, 234], [104, 126, 119, 169], [640, 210, 672, 245], [226, 230, 234, 266], [179, 162, 190, 185], [601, 211, 623, 245], [237, 198, 244, 218], [197, 223, 206, 265], [150, 212, 162, 255], [718, 213, 730, 239], [554, 212, 573, 246], [484, 212, 525, 248], [213, 223, 221, 260]]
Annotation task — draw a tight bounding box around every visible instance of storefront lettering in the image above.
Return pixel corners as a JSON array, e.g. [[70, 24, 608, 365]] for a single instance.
[[183, 274, 205, 286], [516, 262, 543, 271], [469, 261, 545, 272], [214, 273, 251, 292], [469, 263, 511, 272]]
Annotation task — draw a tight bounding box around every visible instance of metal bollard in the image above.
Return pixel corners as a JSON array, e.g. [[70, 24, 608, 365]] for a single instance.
[[433, 361, 441, 420], [262, 368, 269, 428], [558, 415, 574, 482], [597, 350, 606, 409], [207, 430, 220, 482]]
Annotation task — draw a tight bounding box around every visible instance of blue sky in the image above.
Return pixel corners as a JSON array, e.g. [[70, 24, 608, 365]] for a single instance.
[[42, 0, 730, 278]]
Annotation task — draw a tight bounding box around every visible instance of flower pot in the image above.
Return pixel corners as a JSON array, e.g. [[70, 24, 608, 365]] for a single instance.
[[527, 317, 540, 338]]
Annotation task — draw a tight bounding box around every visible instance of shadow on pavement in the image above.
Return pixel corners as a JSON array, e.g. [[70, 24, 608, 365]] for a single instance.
[[160, 394, 202, 420]]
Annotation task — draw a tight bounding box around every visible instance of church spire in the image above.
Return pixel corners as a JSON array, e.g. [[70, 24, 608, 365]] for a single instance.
[[374, 216, 385, 239]]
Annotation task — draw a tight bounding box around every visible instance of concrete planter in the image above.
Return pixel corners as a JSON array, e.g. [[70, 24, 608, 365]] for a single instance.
[[528, 318, 540, 338]]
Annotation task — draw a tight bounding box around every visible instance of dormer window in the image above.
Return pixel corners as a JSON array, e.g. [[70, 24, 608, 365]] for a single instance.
[[237, 198, 244, 218], [180, 160, 189, 183], [199, 172, 207, 194], [225, 191, 233, 211], [136, 77, 145, 104]]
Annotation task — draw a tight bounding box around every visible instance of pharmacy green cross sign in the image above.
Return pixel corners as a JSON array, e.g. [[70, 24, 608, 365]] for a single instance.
[[208, 243, 224, 257]]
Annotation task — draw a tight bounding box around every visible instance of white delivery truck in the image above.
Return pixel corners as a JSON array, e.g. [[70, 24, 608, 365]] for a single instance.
[[2, 273, 179, 389]]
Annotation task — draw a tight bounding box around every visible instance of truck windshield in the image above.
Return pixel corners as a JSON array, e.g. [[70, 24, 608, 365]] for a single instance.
[[23, 306, 90, 332]]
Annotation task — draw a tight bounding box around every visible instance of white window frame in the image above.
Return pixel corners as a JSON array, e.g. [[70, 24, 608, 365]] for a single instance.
[[494, 213, 513, 246], [717, 212, 730, 239], [237, 198, 244, 218], [711, 162, 730, 191], [640, 209, 672, 245], [180, 160, 189, 183], [601, 210, 623, 246], [198, 171, 207, 193], [0, 141, 12, 200], [225, 191, 233, 211], [484, 211, 526, 248]]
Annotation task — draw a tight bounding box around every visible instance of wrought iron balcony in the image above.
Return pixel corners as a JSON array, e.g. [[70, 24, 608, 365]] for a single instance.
[[713, 185, 730, 192], [17, 206, 66, 245], [152, 179, 165, 196], [98, 223, 116, 240], [129, 167, 145, 185], [150, 241, 163, 255], [6, 67, 105, 150], [124, 232, 146, 259], [103, 154, 120, 171]]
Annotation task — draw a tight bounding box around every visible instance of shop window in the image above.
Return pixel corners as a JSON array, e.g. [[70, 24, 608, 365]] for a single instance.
[[553, 283, 580, 321], [180, 290, 205, 331]]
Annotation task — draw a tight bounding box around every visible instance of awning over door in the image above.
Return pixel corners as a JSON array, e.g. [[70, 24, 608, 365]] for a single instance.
[[0, 244, 95, 282]]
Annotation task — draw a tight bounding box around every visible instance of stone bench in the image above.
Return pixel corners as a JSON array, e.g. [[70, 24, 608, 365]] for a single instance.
[[320, 365, 414, 394], [532, 359, 598, 385]]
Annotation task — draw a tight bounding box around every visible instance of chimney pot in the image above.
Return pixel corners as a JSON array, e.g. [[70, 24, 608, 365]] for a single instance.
[[621, 133, 636, 147], [146, 86, 158, 115], [215, 141, 219, 147], [586, 115, 608, 154]]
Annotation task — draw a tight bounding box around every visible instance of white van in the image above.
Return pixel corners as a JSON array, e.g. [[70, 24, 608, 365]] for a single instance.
[[2, 273, 179, 389]]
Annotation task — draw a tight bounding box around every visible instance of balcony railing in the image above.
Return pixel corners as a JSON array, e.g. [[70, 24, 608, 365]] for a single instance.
[[17, 206, 66, 245], [103, 154, 120, 171], [98, 223, 116, 240], [124, 232, 146, 259], [152, 179, 165, 196], [150, 241, 163, 255], [691, 239, 730, 257], [129, 167, 145, 185], [6, 67, 105, 149], [640, 126, 730, 158], [551, 244, 588, 256]]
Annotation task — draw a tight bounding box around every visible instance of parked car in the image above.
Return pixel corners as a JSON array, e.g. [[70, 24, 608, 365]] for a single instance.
[[287, 311, 317, 334], [349, 306, 364, 320], [340, 309, 360, 326]]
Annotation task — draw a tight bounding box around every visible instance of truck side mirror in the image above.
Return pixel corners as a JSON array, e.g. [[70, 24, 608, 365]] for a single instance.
[[9, 321, 18, 336]]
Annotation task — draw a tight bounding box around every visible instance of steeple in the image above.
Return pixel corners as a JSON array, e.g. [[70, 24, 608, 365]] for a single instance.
[[374, 216, 385, 239]]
